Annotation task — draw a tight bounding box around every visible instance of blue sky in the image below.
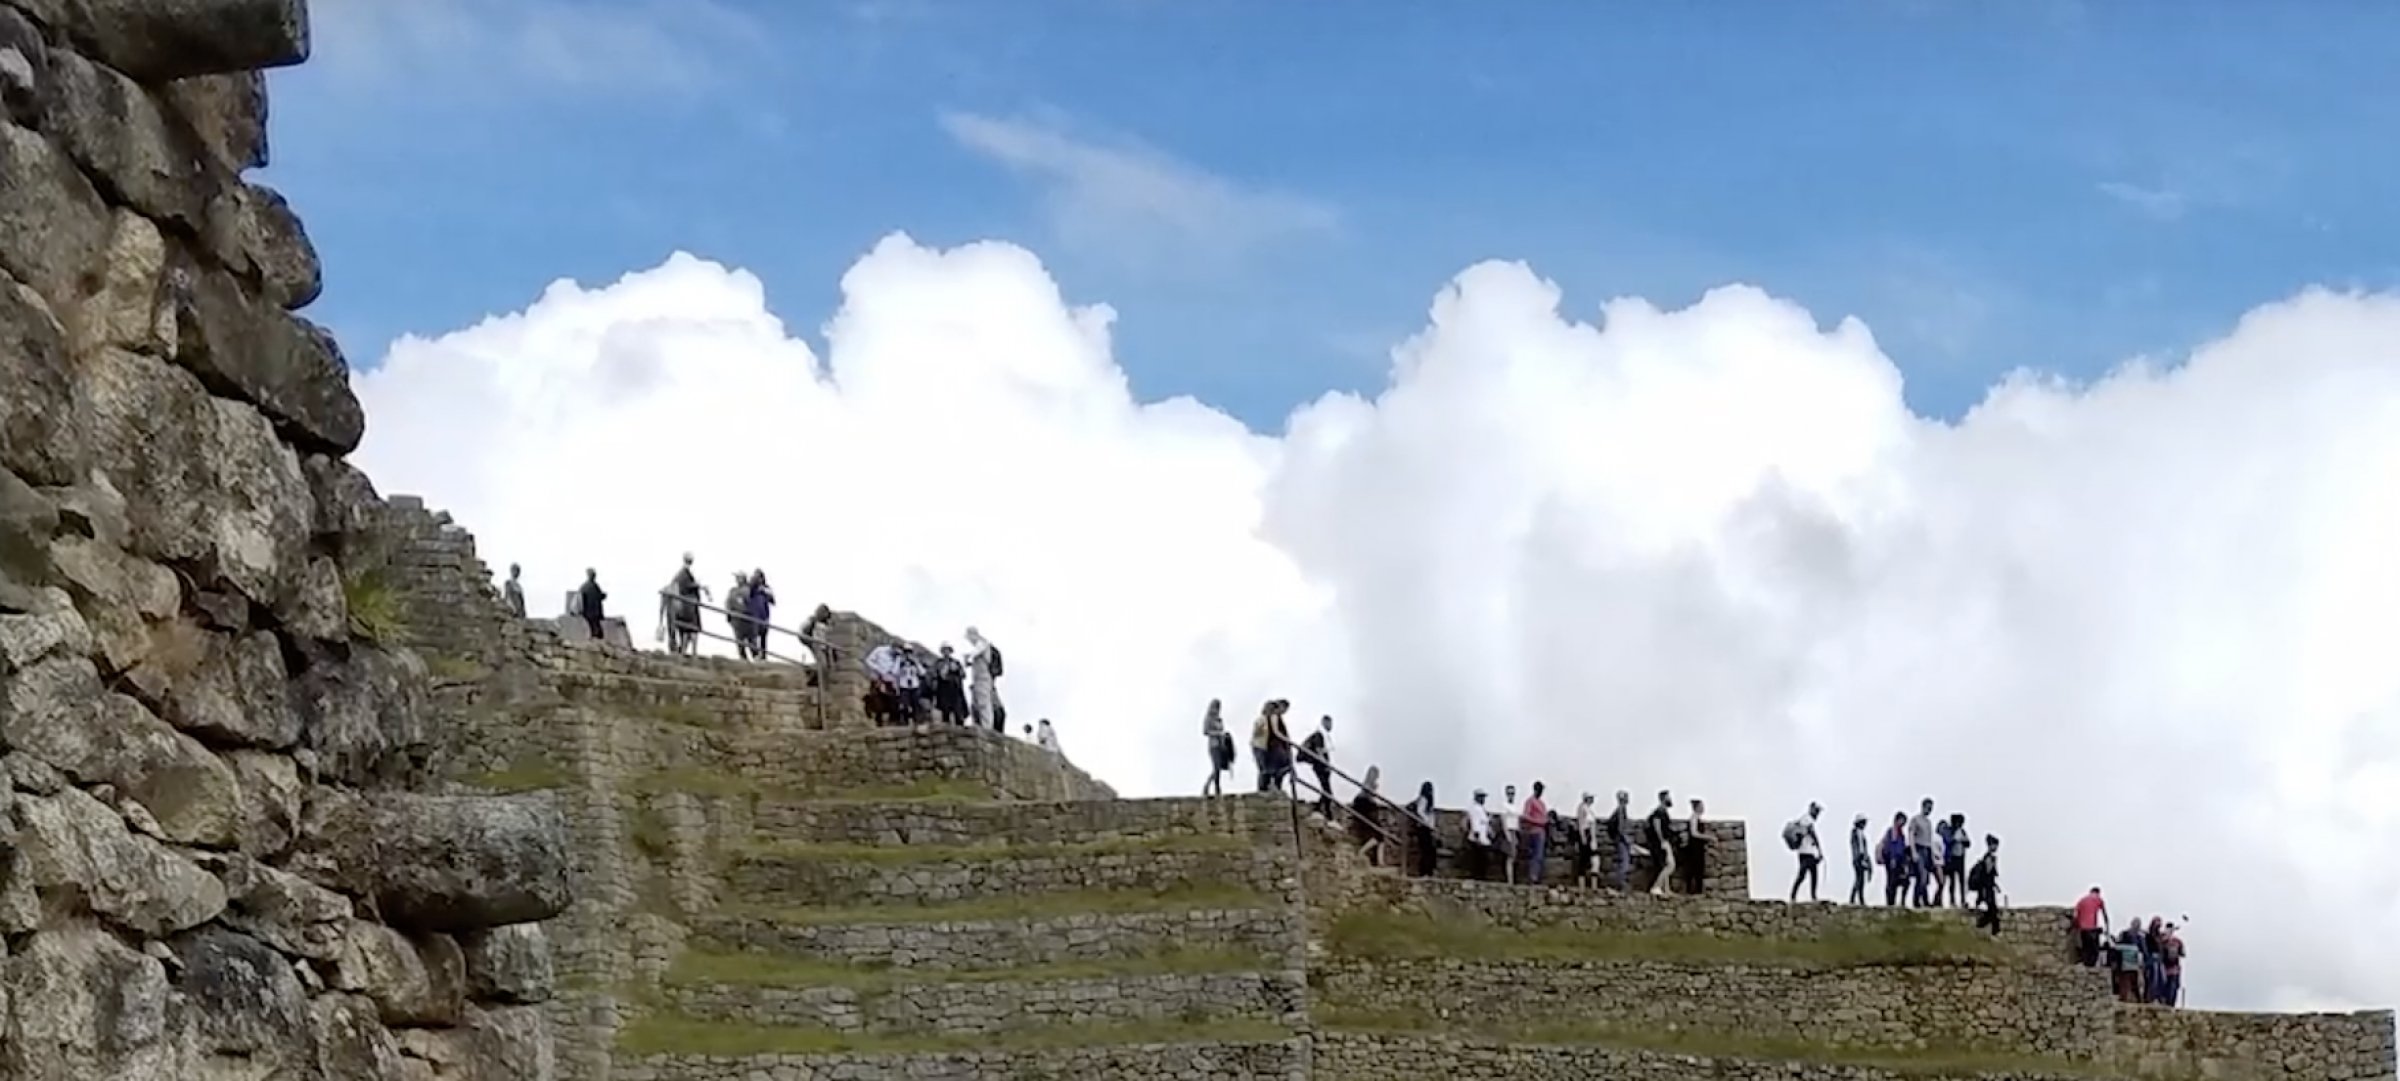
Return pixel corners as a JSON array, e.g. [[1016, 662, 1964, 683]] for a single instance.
[[266, 0, 2400, 428]]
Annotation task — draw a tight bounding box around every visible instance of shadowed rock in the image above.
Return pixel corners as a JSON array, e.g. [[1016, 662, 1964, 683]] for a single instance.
[[15, 0, 309, 82], [295, 792, 572, 933]]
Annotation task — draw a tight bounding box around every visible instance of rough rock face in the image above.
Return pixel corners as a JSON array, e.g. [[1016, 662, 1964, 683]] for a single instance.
[[0, 1, 568, 1077]]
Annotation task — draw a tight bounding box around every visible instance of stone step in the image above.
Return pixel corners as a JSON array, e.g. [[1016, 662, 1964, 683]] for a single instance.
[[722, 837, 1278, 909], [657, 964, 1308, 1037], [748, 793, 1284, 849], [694, 898, 1298, 971], [1313, 1030, 2095, 1081], [613, 1032, 1308, 1081]]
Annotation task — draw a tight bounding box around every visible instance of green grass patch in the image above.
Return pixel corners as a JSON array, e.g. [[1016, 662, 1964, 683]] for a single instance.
[[722, 882, 1273, 927], [460, 757, 568, 793], [616, 1015, 1290, 1058], [741, 832, 1248, 865], [343, 564, 406, 643], [424, 653, 491, 681], [628, 803, 673, 860], [1327, 908, 2003, 970], [799, 778, 997, 803], [1319, 1007, 2114, 1079], [632, 700, 715, 728], [627, 766, 762, 799], [664, 945, 1267, 992]]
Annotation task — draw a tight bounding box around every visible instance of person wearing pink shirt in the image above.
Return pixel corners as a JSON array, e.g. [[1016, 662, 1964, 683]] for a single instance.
[[2073, 887, 2111, 967], [1520, 782, 1551, 885]]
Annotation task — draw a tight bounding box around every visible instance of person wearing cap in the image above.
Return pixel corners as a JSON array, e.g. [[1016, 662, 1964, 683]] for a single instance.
[[1465, 789, 1496, 880], [1847, 813, 1872, 904], [1788, 801, 1823, 902]]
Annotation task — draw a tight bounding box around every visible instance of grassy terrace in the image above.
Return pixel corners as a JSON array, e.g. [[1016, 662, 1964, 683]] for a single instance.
[[621, 769, 997, 803], [617, 1016, 1292, 1057], [1327, 909, 2006, 970], [1320, 1008, 2123, 1080], [665, 945, 1268, 991], [738, 831, 1251, 865], [717, 882, 1274, 926]]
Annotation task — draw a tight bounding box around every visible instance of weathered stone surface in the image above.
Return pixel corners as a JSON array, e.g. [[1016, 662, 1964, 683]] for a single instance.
[[293, 791, 571, 933], [0, 468, 59, 611], [40, 467, 130, 544], [173, 925, 315, 1064], [0, 600, 84, 671], [224, 747, 301, 855], [296, 645, 429, 786], [302, 454, 377, 541], [464, 1005, 555, 1081], [0, 121, 108, 314], [0, 6, 44, 125], [9, 783, 226, 933], [41, 46, 208, 228], [330, 920, 466, 1026], [159, 71, 266, 173], [169, 249, 362, 453], [219, 852, 351, 960], [47, 533, 178, 670], [0, 274, 86, 486], [205, 181, 319, 308], [79, 346, 312, 605], [313, 993, 410, 1081], [280, 552, 345, 641], [1, 657, 242, 845], [1, 925, 185, 1081], [67, 208, 176, 357], [28, 0, 310, 82], [162, 628, 300, 748], [460, 922, 554, 1005]]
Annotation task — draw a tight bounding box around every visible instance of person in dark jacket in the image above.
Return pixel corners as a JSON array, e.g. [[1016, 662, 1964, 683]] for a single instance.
[[1300, 716, 1335, 817], [576, 570, 608, 642], [934, 645, 969, 725]]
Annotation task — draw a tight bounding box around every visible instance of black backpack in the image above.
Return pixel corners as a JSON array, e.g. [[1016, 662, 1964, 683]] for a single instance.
[[1967, 857, 1994, 893], [987, 646, 1004, 677]]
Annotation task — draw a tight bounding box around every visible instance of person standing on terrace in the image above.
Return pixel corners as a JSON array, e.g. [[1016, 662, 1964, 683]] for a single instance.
[[1878, 812, 1911, 906], [1520, 782, 1551, 885], [1847, 814, 1872, 904], [1606, 791, 1634, 890], [934, 645, 969, 725], [1466, 789, 1497, 880], [1968, 835, 2003, 933], [1906, 798, 1938, 907], [1301, 716, 1335, 818], [1645, 790, 1677, 896], [1200, 700, 1232, 796], [1680, 797, 1710, 894], [1572, 793, 1599, 889], [575, 569, 608, 643], [1788, 802, 1823, 902], [2072, 887, 2112, 967], [1408, 781, 1439, 877], [1500, 784, 1522, 884], [1941, 813, 1972, 908], [500, 563, 526, 617]]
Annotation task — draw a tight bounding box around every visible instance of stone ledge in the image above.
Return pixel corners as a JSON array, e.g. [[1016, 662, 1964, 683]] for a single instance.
[[658, 968, 1304, 1036], [612, 1029, 1305, 1081], [1312, 1030, 2094, 1081], [695, 903, 1294, 971], [723, 839, 1278, 908], [751, 793, 1286, 848]]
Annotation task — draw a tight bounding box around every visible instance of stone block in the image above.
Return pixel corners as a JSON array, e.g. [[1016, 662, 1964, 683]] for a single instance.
[[460, 922, 554, 1005], [0, 121, 108, 315], [9, 782, 225, 934], [204, 181, 319, 308], [40, 45, 209, 228], [1, 656, 244, 846], [0, 273, 87, 486], [0, 926, 183, 1080], [0, 467, 58, 612], [28, 0, 309, 82], [167, 248, 362, 453], [65, 208, 175, 358], [293, 791, 571, 933], [159, 70, 265, 173], [172, 925, 316, 1064]]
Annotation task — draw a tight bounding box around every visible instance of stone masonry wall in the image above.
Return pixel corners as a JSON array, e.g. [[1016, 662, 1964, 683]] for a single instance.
[[1404, 806, 1748, 897], [0, 2, 571, 1079], [2111, 1001, 2397, 1081]]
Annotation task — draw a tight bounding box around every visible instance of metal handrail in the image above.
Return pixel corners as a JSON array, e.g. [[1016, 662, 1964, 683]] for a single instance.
[[1285, 735, 1416, 825], [1285, 766, 1402, 852], [657, 589, 836, 729]]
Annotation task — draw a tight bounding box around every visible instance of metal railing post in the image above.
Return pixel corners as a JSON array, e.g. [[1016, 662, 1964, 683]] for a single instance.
[[656, 590, 839, 729]]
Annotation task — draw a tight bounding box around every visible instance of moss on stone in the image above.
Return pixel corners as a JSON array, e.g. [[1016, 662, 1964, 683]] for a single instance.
[[424, 653, 491, 681], [724, 881, 1275, 927], [1327, 908, 2004, 970], [627, 766, 761, 799], [343, 563, 406, 642], [460, 757, 567, 793], [614, 1015, 1291, 1058], [800, 778, 996, 803]]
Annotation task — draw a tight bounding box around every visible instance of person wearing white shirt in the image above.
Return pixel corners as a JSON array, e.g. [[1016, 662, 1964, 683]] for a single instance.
[[1035, 718, 1060, 754], [1466, 789, 1497, 881], [864, 643, 901, 725], [1500, 784, 1522, 885]]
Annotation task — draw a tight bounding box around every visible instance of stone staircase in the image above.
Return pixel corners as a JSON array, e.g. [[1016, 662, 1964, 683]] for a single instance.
[[612, 780, 1314, 1081]]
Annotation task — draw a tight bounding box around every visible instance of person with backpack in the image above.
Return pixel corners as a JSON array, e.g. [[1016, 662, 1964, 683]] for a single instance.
[[1968, 835, 2003, 934], [965, 626, 1004, 731], [1942, 813, 1972, 908], [1644, 790, 1676, 896], [1878, 812, 1911, 906], [1408, 781, 1440, 878], [1847, 814, 1871, 904], [1200, 700, 1233, 796], [1606, 791, 1634, 890], [1784, 802, 1823, 902]]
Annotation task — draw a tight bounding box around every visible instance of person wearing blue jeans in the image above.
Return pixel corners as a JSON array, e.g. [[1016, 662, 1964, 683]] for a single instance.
[[1520, 782, 1551, 885], [1905, 798, 1938, 907]]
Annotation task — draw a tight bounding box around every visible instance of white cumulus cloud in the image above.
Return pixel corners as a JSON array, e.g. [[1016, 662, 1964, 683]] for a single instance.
[[353, 235, 2400, 1014]]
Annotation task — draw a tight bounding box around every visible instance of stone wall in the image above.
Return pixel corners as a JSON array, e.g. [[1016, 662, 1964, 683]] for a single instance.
[[0, 2, 572, 1078], [614, 1038, 1311, 1081], [2111, 1001, 2397, 1081], [1402, 806, 1748, 897], [1313, 1032, 2091, 1081]]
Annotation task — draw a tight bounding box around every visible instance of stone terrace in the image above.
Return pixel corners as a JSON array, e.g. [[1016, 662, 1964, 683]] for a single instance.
[[378, 497, 2398, 1081]]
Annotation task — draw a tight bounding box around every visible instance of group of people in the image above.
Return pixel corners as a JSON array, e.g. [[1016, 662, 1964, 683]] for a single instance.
[[862, 630, 1006, 730], [657, 554, 782, 659], [2075, 888, 2190, 1006], [1779, 799, 2007, 932]]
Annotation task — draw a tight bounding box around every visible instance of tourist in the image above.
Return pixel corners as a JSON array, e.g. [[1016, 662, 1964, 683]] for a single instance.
[[863, 641, 901, 725], [726, 572, 753, 658], [1679, 797, 1709, 894], [2142, 917, 2167, 1003], [1572, 793, 1598, 889], [1501, 784, 1522, 884], [1520, 781, 1551, 885], [800, 603, 835, 662], [2155, 922, 2186, 1006], [1968, 836, 2002, 933], [964, 627, 1004, 731], [933, 645, 969, 725], [1606, 790, 1634, 890], [1906, 798, 1938, 907], [1878, 812, 1910, 906], [743, 569, 775, 656], [893, 647, 928, 723], [501, 563, 526, 617], [575, 569, 608, 642], [2072, 887, 2111, 967], [1249, 702, 1274, 792], [1645, 790, 1676, 896], [1787, 802, 1823, 902], [660, 553, 705, 656], [1847, 814, 1871, 905], [1350, 765, 1386, 866], [1941, 813, 1971, 908], [1301, 716, 1335, 817], [1035, 717, 1060, 754], [1409, 782, 1439, 877], [1264, 701, 1293, 792], [1466, 789, 1497, 880], [1201, 700, 1232, 796], [2111, 919, 2146, 1002]]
